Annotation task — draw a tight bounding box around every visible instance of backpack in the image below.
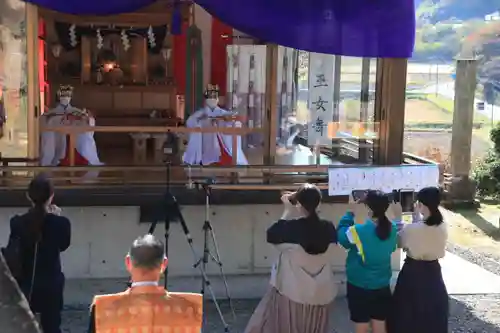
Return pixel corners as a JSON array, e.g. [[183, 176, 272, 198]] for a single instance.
[[1, 216, 39, 302], [1, 235, 23, 279]]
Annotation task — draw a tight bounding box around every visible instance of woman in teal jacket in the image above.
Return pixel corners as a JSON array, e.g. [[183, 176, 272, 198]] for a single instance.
[[338, 190, 398, 333]]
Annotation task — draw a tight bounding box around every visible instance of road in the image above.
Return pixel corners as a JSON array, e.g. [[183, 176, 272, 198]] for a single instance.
[[423, 82, 500, 122]]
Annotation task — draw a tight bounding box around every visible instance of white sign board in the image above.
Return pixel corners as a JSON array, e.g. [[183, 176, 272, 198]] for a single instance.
[[307, 53, 335, 146], [328, 165, 440, 196]]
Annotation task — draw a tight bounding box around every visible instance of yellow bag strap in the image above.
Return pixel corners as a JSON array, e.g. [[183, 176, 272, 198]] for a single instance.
[[349, 226, 365, 263]]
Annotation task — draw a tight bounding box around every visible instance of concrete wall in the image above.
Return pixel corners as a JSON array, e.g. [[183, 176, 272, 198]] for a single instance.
[[0, 203, 401, 306]]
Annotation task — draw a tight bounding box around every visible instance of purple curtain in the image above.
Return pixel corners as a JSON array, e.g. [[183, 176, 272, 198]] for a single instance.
[[24, 0, 415, 58]]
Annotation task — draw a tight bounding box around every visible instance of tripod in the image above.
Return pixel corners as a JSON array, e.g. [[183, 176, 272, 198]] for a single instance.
[[148, 163, 232, 332], [194, 181, 237, 321]]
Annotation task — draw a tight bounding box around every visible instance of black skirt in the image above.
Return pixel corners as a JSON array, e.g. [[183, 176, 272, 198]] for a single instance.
[[388, 257, 449, 333]]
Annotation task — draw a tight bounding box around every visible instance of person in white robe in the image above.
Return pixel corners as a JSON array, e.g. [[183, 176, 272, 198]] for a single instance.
[[183, 84, 248, 166], [40, 85, 103, 179]]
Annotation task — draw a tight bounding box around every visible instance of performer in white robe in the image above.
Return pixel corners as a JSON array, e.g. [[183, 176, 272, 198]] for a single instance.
[[40, 85, 103, 178], [183, 84, 248, 166]]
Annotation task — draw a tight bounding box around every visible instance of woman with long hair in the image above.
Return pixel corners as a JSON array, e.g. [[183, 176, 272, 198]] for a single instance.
[[6, 174, 71, 333], [388, 187, 448, 333], [338, 190, 398, 333], [244, 183, 337, 333]]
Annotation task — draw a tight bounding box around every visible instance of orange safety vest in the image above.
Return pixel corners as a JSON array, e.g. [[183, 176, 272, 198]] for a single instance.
[[93, 287, 202, 333]]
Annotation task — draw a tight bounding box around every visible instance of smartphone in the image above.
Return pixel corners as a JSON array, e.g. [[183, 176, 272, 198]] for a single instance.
[[386, 191, 395, 203], [352, 190, 367, 202], [399, 190, 415, 213]]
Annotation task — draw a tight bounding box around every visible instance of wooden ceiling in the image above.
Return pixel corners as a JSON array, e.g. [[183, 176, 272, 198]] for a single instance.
[[38, 0, 191, 27]]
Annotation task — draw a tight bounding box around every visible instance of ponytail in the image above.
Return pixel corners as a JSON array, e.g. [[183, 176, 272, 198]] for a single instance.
[[26, 204, 47, 242], [424, 208, 443, 226], [374, 212, 392, 240], [306, 209, 320, 223]]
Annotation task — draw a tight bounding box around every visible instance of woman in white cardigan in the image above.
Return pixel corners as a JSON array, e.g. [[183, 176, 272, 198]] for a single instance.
[[244, 184, 338, 333]]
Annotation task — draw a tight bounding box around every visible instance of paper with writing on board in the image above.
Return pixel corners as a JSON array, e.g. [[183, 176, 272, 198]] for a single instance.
[[328, 165, 440, 196], [307, 52, 335, 146]]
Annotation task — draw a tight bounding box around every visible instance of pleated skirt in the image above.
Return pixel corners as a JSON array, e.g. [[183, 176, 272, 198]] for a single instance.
[[244, 286, 331, 333], [388, 257, 449, 333]]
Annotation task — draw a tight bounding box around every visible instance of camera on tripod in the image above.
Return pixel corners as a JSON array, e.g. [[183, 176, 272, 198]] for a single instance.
[[195, 177, 216, 190], [147, 163, 235, 330]]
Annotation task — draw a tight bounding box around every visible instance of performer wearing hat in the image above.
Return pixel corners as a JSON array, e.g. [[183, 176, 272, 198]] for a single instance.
[[40, 85, 103, 170], [183, 84, 248, 165]]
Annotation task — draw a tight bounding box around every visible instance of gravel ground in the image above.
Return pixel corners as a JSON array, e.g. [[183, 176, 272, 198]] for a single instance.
[[60, 243, 500, 333], [447, 242, 500, 333]]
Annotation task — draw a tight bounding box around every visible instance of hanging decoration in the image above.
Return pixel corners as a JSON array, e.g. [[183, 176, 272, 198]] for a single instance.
[[121, 30, 131, 51], [96, 29, 104, 49], [54, 21, 167, 53], [147, 26, 157, 49], [69, 24, 77, 47]]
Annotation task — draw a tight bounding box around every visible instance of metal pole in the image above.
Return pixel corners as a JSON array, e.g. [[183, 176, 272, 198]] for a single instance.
[[492, 103, 494, 128], [435, 63, 439, 96]]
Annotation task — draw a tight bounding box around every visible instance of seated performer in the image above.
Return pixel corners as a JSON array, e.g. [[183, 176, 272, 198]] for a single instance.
[[40, 85, 103, 168], [87, 235, 202, 333], [183, 84, 248, 165]]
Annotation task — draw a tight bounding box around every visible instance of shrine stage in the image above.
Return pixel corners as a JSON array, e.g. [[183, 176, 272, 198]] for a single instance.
[[1, 143, 345, 193], [0, 198, 400, 304], [0, 145, 404, 304]]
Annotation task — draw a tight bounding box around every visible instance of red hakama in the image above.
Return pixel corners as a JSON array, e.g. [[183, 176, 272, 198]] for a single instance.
[[58, 135, 89, 166], [212, 135, 232, 166]]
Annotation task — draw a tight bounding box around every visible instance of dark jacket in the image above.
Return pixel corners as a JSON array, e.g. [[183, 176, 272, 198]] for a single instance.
[[8, 213, 71, 310], [267, 217, 337, 254]]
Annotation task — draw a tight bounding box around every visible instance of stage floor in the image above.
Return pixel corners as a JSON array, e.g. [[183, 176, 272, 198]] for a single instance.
[[98, 144, 341, 166]]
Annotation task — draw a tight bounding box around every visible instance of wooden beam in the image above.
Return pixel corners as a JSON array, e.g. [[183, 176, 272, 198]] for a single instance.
[[373, 58, 408, 165], [38, 4, 190, 27], [41, 125, 264, 135]]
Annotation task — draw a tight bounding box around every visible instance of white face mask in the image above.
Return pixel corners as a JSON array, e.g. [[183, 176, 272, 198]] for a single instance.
[[59, 97, 71, 106], [206, 98, 218, 109]]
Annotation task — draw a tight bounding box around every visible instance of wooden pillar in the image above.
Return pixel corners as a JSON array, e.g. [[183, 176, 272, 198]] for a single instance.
[[331, 56, 341, 157], [26, 3, 40, 160], [358, 57, 371, 163], [263, 44, 278, 166], [448, 58, 477, 202], [81, 37, 91, 84], [373, 58, 408, 165]]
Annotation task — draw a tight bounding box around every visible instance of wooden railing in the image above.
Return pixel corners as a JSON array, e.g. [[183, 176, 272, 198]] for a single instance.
[[42, 123, 263, 167], [0, 126, 444, 189], [338, 139, 445, 185]]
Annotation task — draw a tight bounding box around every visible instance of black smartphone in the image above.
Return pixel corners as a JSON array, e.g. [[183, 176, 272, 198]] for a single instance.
[[352, 190, 367, 202], [399, 190, 415, 213], [386, 191, 395, 203]]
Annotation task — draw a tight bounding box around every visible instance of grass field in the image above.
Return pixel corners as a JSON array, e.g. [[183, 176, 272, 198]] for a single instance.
[[405, 99, 453, 123]]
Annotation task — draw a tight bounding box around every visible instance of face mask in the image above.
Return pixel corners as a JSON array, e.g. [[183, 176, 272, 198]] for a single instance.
[[59, 97, 71, 106], [206, 98, 218, 109]]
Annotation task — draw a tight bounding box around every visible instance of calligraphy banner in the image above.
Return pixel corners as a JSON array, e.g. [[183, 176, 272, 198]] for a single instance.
[[328, 165, 440, 196], [307, 53, 335, 146]]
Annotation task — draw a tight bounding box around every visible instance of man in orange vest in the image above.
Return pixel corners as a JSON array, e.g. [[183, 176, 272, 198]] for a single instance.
[[87, 234, 202, 333]]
